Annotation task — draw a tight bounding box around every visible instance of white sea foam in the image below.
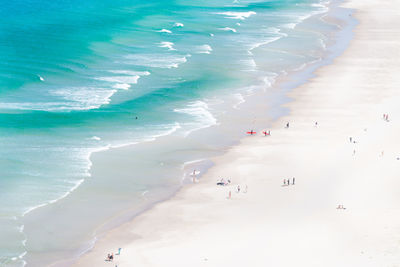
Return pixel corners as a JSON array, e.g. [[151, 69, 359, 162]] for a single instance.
[[233, 93, 245, 109], [236, 22, 241, 26], [124, 54, 190, 69], [174, 101, 218, 137], [195, 44, 212, 54], [110, 122, 182, 149], [278, 1, 329, 31], [22, 203, 48, 217], [319, 38, 327, 50], [292, 58, 322, 72], [262, 72, 278, 89], [113, 83, 130, 90], [38, 75, 44, 81], [11, 251, 27, 262], [50, 87, 117, 110], [311, 2, 329, 13], [173, 22, 184, 27], [0, 86, 118, 111], [90, 136, 101, 141], [96, 75, 140, 84], [240, 58, 257, 70], [247, 27, 288, 55], [48, 179, 85, 205], [150, 122, 182, 139], [158, 29, 172, 33], [96, 70, 150, 90], [219, 27, 236, 33], [266, 27, 288, 36], [247, 38, 280, 55], [182, 159, 206, 170], [21, 177, 87, 217], [294, 2, 330, 24], [158, 41, 176, 51], [210, 33, 214, 37], [109, 70, 151, 76], [282, 23, 297, 29], [216, 11, 256, 20]]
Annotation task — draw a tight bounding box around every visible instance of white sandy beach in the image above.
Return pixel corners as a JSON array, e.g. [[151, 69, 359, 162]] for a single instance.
[[73, 0, 400, 266]]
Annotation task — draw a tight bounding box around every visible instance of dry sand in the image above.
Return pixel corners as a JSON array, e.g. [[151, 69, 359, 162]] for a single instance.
[[73, 0, 400, 266]]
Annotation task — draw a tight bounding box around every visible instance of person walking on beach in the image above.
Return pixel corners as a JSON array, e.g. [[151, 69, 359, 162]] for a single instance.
[[349, 137, 352, 143], [192, 170, 197, 183], [117, 248, 121, 255], [292, 177, 295, 185], [286, 122, 290, 128], [228, 191, 231, 199], [237, 185, 240, 193], [283, 179, 286, 186]]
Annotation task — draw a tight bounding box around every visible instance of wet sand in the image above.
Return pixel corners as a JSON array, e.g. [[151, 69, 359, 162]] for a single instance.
[[73, 0, 400, 266]]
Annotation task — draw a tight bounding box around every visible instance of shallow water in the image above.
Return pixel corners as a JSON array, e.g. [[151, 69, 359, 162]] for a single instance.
[[0, 0, 355, 265]]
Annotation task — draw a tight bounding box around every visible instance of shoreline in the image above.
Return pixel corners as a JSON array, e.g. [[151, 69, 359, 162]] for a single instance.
[[69, 0, 400, 266], [19, 2, 355, 266], [66, 3, 356, 265], [73, 0, 400, 265]]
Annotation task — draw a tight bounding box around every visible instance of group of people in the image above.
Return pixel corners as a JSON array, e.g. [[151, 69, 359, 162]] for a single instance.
[[106, 253, 114, 262], [226, 184, 248, 199], [105, 248, 121, 262], [283, 178, 295, 186]]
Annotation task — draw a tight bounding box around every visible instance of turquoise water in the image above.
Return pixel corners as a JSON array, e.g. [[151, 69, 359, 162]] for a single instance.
[[0, 0, 346, 265]]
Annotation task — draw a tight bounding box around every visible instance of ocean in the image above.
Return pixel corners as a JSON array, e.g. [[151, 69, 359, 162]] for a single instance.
[[0, 0, 355, 265]]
